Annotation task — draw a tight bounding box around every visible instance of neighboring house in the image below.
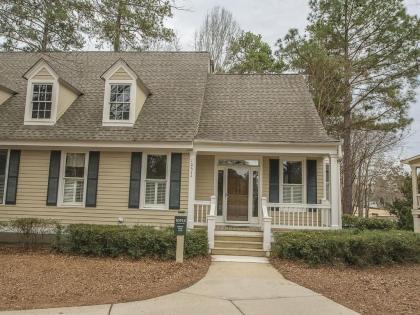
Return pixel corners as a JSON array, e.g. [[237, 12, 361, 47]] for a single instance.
[[353, 207, 396, 220], [0, 52, 341, 255], [402, 155, 420, 233]]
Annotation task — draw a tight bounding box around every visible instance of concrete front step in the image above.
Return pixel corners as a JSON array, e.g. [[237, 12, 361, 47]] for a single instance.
[[215, 231, 263, 243], [215, 240, 263, 249], [212, 247, 266, 257]]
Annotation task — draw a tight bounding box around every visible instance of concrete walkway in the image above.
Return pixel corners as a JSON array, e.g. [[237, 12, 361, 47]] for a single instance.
[[1, 259, 358, 315]]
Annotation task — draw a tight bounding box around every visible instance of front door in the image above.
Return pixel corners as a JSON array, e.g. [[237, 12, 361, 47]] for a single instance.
[[227, 168, 249, 221]]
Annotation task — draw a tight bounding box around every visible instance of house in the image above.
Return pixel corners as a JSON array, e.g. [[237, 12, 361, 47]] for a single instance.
[[0, 52, 341, 256], [402, 155, 420, 233]]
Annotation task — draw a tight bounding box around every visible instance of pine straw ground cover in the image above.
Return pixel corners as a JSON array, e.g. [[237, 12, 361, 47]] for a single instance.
[[271, 259, 420, 315], [0, 247, 210, 311]]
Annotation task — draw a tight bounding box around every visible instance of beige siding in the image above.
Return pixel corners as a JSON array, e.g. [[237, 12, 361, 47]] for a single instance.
[[57, 84, 77, 119], [0, 90, 12, 105], [195, 155, 214, 201], [0, 150, 190, 226], [262, 156, 270, 199], [135, 85, 147, 117], [33, 67, 54, 80], [109, 67, 132, 80]]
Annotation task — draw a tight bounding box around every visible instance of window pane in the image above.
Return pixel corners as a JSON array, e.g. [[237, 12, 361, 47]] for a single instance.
[[145, 181, 166, 205], [65, 153, 85, 178], [146, 155, 167, 179], [417, 168, 420, 194], [283, 185, 303, 203], [109, 84, 130, 121], [218, 160, 259, 167], [217, 170, 224, 216], [63, 178, 84, 203], [252, 171, 259, 217], [283, 161, 302, 184], [0, 150, 7, 203], [31, 84, 52, 119]]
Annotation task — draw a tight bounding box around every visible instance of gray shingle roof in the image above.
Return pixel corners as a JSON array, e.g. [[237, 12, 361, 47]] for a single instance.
[[0, 52, 209, 142], [196, 74, 335, 143], [0, 52, 335, 144]]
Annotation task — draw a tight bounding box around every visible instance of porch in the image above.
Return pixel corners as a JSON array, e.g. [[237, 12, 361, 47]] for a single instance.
[[186, 148, 341, 254]]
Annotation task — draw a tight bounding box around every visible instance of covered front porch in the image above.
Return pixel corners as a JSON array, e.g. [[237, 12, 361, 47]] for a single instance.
[[186, 143, 342, 253]]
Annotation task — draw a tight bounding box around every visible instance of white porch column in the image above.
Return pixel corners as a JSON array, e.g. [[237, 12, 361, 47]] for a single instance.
[[411, 165, 418, 210], [187, 151, 197, 229], [329, 153, 340, 229]]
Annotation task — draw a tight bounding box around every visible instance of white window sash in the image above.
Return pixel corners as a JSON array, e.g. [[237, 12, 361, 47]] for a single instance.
[[59, 152, 88, 207], [140, 153, 171, 209], [279, 158, 306, 204]]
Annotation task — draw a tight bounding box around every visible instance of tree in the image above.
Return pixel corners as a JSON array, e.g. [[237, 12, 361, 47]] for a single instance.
[[387, 174, 414, 231], [277, 0, 420, 214], [90, 0, 175, 52], [141, 32, 181, 51], [194, 6, 241, 72], [0, 0, 89, 51], [225, 32, 284, 74]]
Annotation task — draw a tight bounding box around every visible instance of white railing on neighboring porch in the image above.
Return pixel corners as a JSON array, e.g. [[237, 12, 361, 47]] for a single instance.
[[268, 203, 332, 229]]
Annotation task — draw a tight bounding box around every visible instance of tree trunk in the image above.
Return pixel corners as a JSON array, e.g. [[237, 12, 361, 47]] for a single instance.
[[341, 0, 353, 215], [41, 7, 50, 52], [113, 1, 123, 52]]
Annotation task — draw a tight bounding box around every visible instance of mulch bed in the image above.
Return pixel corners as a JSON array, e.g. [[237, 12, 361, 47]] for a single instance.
[[271, 259, 420, 315], [0, 247, 210, 311]]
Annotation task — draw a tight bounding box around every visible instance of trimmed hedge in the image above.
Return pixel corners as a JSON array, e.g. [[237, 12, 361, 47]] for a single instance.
[[272, 229, 420, 266], [342, 214, 397, 230], [54, 224, 208, 260]]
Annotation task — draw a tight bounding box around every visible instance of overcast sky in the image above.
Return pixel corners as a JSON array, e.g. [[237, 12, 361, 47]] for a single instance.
[[167, 0, 420, 160]]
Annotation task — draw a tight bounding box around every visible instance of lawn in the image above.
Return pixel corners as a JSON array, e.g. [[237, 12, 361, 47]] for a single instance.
[[271, 259, 420, 315], [0, 247, 210, 311]]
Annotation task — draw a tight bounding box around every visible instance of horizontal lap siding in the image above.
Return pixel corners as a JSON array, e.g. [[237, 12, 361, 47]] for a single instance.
[[0, 150, 188, 226], [195, 155, 214, 201]]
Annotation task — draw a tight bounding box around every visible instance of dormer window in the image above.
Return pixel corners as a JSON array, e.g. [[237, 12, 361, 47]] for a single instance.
[[101, 59, 150, 127], [31, 83, 53, 119], [109, 84, 131, 121], [23, 58, 81, 126]]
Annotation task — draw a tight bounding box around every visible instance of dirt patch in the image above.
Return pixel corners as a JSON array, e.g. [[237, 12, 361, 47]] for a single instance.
[[0, 247, 210, 311], [271, 259, 420, 315]]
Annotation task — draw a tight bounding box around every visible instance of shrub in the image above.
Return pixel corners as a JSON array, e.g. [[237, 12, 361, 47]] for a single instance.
[[342, 214, 397, 230], [4, 218, 60, 248], [54, 224, 208, 260], [272, 229, 420, 266]]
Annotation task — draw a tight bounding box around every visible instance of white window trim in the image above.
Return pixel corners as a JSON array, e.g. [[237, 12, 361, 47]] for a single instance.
[[0, 149, 10, 205], [102, 79, 137, 127], [140, 152, 171, 210], [24, 65, 59, 126], [57, 151, 89, 208], [279, 157, 307, 204]]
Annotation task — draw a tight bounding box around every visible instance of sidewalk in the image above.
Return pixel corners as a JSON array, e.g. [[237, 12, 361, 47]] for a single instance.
[[1, 258, 359, 315]]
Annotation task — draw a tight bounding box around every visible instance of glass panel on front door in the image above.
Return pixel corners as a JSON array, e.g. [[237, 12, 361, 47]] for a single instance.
[[227, 168, 249, 221]]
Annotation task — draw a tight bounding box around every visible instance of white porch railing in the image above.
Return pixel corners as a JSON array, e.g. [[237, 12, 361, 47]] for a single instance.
[[193, 200, 211, 226], [207, 196, 216, 250], [261, 197, 271, 252], [268, 203, 332, 229]]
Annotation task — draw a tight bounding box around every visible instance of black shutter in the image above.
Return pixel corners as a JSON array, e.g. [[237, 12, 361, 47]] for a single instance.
[[85, 151, 100, 207], [269, 159, 279, 203], [5, 150, 20, 205], [46, 151, 61, 206], [307, 160, 317, 204], [128, 152, 142, 208], [169, 153, 182, 210]]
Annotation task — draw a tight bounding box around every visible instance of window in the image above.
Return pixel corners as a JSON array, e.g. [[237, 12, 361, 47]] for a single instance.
[[282, 160, 303, 203], [252, 171, 259, 217], [325, 163, 331, 201], [144, 154, 168, 207], [217, 170, 224, 216], [0, 150, 8, 204], [417, 167, 420, 194], [62, 153, 86, 205], [109, 84, 131, 121], [31, 84, 53, 119]]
